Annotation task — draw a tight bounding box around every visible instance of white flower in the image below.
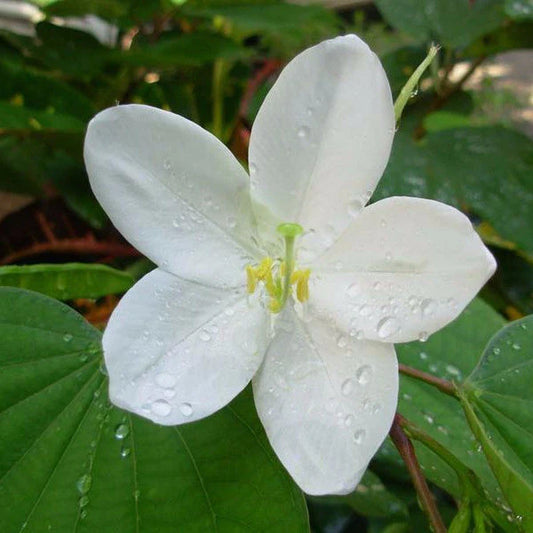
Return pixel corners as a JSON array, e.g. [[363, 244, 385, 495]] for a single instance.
[[84, 34, 496, 495]]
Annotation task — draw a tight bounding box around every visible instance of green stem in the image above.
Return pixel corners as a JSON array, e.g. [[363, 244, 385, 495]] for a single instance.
[[212, 59, 226, 140], [394, 43, 440, 122]]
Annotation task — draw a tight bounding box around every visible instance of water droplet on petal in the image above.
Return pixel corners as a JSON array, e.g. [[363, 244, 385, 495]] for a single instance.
[[353, 429, 366, 445], [151, 399, 171, 417], [179, 403, 193, 417], [155, 373, 176, 389], [297, 126, 309, 138], [341, 378, 354, 396], [346, 282, 360, 299], [337, 335, 348, 348], [227, 216, 237, 229], [344, 414, 354, 427], [356, 365, 372, 385], [163, 159, 171, 170], [418, 331, 429, 342], [199, 330, 211, 342], [421, 299, 436, 316], [377, 317, 400, 339]]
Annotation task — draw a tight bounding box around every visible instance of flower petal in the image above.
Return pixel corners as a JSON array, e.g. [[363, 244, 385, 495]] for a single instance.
[[253, 306, 398, 495], [249, 34, 395, 262], [311, 197, 497, 343], [104, 268, 270, 425], [85, 104, 260, 287]]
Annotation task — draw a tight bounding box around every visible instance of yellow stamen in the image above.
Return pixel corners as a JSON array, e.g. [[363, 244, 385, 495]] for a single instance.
[[246, 265, 256, 293]]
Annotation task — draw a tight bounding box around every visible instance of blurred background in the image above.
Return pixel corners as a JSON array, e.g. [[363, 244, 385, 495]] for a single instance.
[[0, 0, 531, 530]]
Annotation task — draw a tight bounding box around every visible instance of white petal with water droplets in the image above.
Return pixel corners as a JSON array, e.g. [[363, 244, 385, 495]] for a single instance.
[[104, 268, 270, 425], [85, 104, 261, 288], [253, 306, 397, 495], [310, 197, 496, 343], [249, 34, 394, 262]]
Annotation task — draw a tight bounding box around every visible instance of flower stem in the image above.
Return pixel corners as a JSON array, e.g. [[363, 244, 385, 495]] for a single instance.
[[212, 59, 226, 140], [389, 414, 447, 533], [398, 363, 456, 397]]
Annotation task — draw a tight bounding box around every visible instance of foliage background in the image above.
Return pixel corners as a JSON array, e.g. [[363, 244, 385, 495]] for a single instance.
[[0, 0, 532, 531]]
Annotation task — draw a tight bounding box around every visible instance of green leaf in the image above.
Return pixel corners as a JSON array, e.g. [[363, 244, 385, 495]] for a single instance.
[[184, 3, 337, 33], [376, 125, 533, 256], [375, 299, 506, 504], [340, 470, 407, 518], [0, 288, 309, 532], [44, 0, 129, 18], [461, 315, 533, 530], [0, 102, 85, 133], [124, 32, 248, 67], [0, 264, 134, 300], [0, 61, 95, 121], [34, 22, 111, 78], [375, 0, 506, 48], [423, 111, 472, 132]]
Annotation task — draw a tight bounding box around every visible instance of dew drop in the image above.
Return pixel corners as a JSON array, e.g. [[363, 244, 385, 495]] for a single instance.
[[76, 474, 92, 495], [353, 429, 366, 445], [356, 365, 372, 385], [163, 159, 171, 170], [63, 333, 73, 343], [512, 343, 521, 351], [249, 162, 257, 175], [337, 335, 348, 349], [199, 329, 211, 342], [421, 298, 436, 316], [344, 414, 354, 427], [445, 364, 461, 377], [385, 252, 392, 262], [418, 331, 429, 342], [151, 399, 171, 417], [155, 373, 176, 389], [380, 218, 387, 228], [346, 282, 360, 299], [172, 218, 179, 228], [79, 495, 89, 508], [359, 304, 371, 316], [114, 423, 129, 440], [224, 307, 235, 316], [377, 317, 400, 339], [348, 198, 363, 217], [227, 216, 237, 229], [179, 402, 193, 417], [120, 446, 131, 458], [297, 126, 309, 138], [341, 378, 354, 396]]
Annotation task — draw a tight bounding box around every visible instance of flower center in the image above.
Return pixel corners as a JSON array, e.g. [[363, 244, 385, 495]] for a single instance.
[[246, 223, 310, 313]]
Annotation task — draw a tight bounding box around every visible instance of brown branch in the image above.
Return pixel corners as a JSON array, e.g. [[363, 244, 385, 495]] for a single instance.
[[390, 414, 447, 533], [0, 239, 141, 265], [398, 363, 456, 397], [239, 59, 283, 118]]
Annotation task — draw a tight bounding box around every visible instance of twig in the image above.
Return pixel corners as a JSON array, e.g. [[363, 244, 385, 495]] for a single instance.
[[0, 239, 140, 265], [398, 363, 456, 397], [390, 414, 447, 533]]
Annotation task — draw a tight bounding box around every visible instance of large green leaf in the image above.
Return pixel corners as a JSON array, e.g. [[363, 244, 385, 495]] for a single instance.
[[375, 0, 506, 48], [184, 3, 337, 33], [124, 32, 248, 67], [461, 315, 533, 530], [0, 288, 309, 532], [374, 299, 507, 506], [376, 125, 533, 256], [0, 264, 133, 300], [0, 61, 95, 121]]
